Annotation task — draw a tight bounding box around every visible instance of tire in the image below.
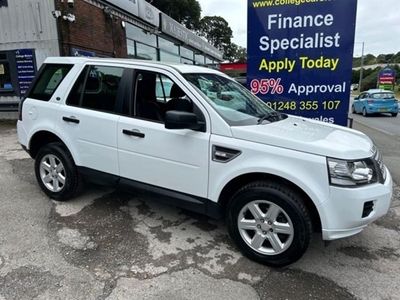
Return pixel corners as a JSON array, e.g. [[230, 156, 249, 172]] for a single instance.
[[362, 108, 369, 117], [34, 142, 83, 201], [392, 113, 398, 117], [226, 180, 312, 267]]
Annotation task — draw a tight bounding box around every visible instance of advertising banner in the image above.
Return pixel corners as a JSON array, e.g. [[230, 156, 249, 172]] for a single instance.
[[15, 49, 36, 96], [247, 0, 358, 126], [378, 67, 396, 91]]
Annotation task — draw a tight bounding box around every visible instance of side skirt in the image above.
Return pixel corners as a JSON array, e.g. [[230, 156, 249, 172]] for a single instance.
[[77, 167, 223, 219]]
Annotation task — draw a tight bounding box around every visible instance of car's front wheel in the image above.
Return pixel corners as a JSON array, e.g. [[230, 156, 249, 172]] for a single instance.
[[226, 181, 312, 267], [35, 142, 83, 201]]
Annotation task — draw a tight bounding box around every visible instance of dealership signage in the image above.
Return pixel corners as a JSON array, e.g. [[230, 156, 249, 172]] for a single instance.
[[161, 14, 223, 60], [378, 67, 396, 91], [15, 49, 36, 95], [71, 48, 96, 57], [247, 0, 358, 126], [104, 0, 138, 16], [138, 0, 160, 27]]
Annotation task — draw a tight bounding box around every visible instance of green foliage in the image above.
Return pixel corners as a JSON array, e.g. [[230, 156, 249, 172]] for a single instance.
[[353, 52, 400, 67], [224, 43, 247, 62], [198, 16, 233, 52], [151, 0, 201, 29]]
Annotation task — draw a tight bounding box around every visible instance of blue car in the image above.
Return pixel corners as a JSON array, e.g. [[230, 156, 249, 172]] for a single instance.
[[352, 89, 398, 117]]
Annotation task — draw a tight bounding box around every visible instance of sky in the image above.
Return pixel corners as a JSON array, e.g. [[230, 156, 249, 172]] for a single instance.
[[198, 0, 400, 57]]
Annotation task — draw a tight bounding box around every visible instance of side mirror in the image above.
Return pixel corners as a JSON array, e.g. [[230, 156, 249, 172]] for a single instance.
[[165, 110, 205, 131]]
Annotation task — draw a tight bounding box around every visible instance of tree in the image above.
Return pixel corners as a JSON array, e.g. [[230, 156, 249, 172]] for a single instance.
[[198, 16, 233, 53], [150, 0, 201, 29], [224, 43, 247, 62]]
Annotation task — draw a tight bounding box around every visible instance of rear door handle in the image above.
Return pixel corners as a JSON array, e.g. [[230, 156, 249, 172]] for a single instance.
[[63, 116, 80, 124], [122, 129, 145, 138]]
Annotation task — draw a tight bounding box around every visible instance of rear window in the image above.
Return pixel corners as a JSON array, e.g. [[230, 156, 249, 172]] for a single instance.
[[371, 93, 395, 99], [28, 64, 73, 101]]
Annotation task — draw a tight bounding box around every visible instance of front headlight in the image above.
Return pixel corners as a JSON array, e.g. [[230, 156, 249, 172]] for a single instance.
[[327, 158, 377, 186]]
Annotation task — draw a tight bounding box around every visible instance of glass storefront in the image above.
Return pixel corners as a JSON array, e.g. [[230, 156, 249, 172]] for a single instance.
[[136, 43, 158, 61], [158, 37, 180, 63], [125, 22, 214, 65], [195, 54, 205, 65]]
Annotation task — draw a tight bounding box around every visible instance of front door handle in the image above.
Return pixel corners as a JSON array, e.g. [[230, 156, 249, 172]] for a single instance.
[[122, 129, 145, 138], [63, 116, 80, 124]]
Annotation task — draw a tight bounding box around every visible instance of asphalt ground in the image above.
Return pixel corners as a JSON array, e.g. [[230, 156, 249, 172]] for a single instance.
[[0, 121, 399, 300]]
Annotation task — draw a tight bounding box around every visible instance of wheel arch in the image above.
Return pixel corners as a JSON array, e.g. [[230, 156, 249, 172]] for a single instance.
[[218, 172, 322, 233], [29, 130, 72, 160]]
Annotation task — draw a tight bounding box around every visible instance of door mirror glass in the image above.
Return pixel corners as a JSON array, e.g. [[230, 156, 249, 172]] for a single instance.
[[165, 110, 204, 131]]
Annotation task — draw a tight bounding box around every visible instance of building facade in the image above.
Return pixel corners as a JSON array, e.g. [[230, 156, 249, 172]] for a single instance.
[[0, 0, 223, 110]]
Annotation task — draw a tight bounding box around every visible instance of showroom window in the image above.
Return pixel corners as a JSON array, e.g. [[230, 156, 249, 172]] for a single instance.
[[126, 23, 158, 61], [126, 23, 157, 47], [136, 43, 158, 61], [195, 54, 205, 65], [0, 53, 14, 94], [180, 47, 194, 61], [159, 37, 180, 63]]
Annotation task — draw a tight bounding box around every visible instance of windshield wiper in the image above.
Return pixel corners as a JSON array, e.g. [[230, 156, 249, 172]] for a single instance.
[[257, 111, 282, 124]]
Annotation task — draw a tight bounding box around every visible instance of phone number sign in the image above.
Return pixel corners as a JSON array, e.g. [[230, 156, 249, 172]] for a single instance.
[[247, 0, 358, 126]]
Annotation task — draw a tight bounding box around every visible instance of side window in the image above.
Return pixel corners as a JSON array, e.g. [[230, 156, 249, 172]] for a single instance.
[[66, 66, 88, 106], [67, 65, 124, 113], [135, 71, 202, 123], [28, 64, 73, 101], [81, 66, 124, 112], [155, 74, 174, 103]]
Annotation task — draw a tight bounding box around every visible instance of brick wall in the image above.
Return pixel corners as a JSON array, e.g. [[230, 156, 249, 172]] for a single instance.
[[55, 0, 127, 58]]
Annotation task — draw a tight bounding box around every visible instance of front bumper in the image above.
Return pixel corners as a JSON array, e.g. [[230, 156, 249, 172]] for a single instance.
[[322, 166, 393, 240]]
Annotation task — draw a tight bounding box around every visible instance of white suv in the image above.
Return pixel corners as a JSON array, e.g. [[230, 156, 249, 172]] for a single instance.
[[17, 57, 393, 266]]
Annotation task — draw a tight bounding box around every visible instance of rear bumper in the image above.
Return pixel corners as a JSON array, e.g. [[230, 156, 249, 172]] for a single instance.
[[322, 166, 393, 240], [366, 105, 398, 114]]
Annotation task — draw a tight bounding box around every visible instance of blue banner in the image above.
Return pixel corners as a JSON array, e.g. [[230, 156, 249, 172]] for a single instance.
[[247, 0, 358, 126], [15, 49, 36, 96], [71, 48, 96, 57]]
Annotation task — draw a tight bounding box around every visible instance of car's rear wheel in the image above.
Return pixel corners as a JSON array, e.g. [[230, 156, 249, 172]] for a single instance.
[[35, 142, 83, 201], [226, 181, 312, 267], [362, 108, 369, 117], [392, 113, 398, 117]]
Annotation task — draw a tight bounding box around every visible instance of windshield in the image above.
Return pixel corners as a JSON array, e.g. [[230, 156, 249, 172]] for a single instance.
[[371, 93, 395, 99], [184, 73, 285, 126]]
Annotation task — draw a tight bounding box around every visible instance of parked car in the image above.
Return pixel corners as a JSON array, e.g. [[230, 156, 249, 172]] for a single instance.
[[352, 89, 398, 117], [18, 57, 393, 267]]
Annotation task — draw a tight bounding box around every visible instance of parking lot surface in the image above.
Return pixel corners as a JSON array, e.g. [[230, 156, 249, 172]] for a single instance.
[[0, 121, 399, 300]]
